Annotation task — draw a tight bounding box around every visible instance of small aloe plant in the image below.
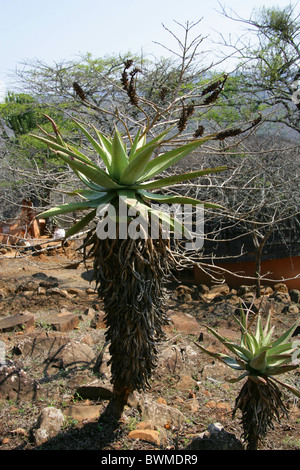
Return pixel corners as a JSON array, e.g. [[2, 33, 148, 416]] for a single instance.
[[196, 306, 299, 450]]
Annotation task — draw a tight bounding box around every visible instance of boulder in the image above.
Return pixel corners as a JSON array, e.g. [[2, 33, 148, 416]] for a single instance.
[[15, 281, 39, 293], [290, 289, 300, 304], [138, 399, 186, 429], [33, 407, 64, 446], [186, 422, 243, 450], [64, 404, 102, 421], [260, 286, 274, 296], [0, 364, 42, 401], [198, 284, 209, 294], [46, 287, 71, 298], [157, 342, 199, 378], [166, 311, 200, 336], [12, 332, 70, 361], [90, 311, 106, 329], [274, 283, 288, 293], [209, 284, 230, 295], [202, 284, 230, 302], [0, 312, 35, 333], [282, 304, 299, 315], [237, 285, 256, 296], [44, 311, 79, 332], [45, 341, 95, 372], [175, 285, 194, 295], [128, 429, 160, 446], [81, 307, 96, 319], [75, 379, 113, 400], [270, 291, 291, 303]]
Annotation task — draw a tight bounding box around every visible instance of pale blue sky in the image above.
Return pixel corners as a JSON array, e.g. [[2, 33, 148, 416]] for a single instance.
[[0, 0, 297, 99]]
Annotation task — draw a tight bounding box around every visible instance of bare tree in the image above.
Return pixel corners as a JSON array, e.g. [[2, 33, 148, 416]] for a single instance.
[[172, 131, 300, 293], [216, 3, 300, 134]]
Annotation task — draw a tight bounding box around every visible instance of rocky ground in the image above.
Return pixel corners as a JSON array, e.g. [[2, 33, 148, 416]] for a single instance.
[[0, 241, 299, 451]]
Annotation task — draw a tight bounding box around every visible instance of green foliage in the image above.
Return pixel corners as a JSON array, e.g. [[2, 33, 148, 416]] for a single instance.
[[31, 115, 227, 238], [196, 305, 299, 397], [1, 92, 38, 134], [257, 5, 299, 43]]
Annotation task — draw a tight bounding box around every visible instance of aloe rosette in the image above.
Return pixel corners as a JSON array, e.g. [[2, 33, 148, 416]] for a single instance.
[[32, 114, 225, 237], [197, 308, 299, 390]]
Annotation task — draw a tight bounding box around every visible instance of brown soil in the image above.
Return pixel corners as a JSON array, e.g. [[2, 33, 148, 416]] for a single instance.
[[0, 244, 299, 451]]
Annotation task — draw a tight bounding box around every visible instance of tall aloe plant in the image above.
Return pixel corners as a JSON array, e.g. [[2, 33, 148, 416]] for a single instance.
[[32, 114, 228, 415], [31, 61, 261, 417]]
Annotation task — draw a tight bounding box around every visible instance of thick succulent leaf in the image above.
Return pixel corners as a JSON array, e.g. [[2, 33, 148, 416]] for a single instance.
[[37, 125, 65, 146], [244, 331, 259, 354], [110, 128, 129, 179], [263, 312, 272, 336], [249, 350, 268, 372], [67, 143, 101, 167], [140, 137, 211, 181], [271, 377, 300, 398], [220, 355, 246, 370], [73, 170, 108, 192], [136, 166, 228, 190], [56, 151, 121, 189], [129, 128, 146, 160], [252, 344, 271, 357], [68, 189, 107, 199], [271, 319, 300, 349], [138, 189, 211, 206], [73, 119, 112, 169], [203, 325, 252, 361], [37, 200, 101, 219], [65, 209, 97, 238], [266, 354, 294, 367], [227, 372, 249, 383], [119, 143, 158, 185], [117, 191, 193, 238], [195, 342, 245, 370], [41, 114, 66, 147], [255, 314, 263, 344], [267, 342, 296, 357], [223, 342, 254, 362], [92, 125, 113, 168], [30, 134, 98, 168], [39, 191, 116, 225], [92, 125, 112, 152], [132, 125, 174, 159], [232, 312, 247, 333], [138, 189, 224, 210], [268, 364, 299, 376], [262, 325, 275, 347]]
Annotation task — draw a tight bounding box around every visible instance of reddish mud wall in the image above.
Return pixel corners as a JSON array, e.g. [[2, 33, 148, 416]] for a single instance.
[[193, 256, 300, 290]]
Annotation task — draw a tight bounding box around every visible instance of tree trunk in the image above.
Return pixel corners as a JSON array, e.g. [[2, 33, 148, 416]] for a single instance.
[[82, 228, 178, 420], [102, 385, 131, 420]]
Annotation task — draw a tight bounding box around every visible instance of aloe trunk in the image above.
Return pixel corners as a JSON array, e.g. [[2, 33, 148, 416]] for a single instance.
[[233, 376, 289, 450], [83, 224, 176, 417]]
